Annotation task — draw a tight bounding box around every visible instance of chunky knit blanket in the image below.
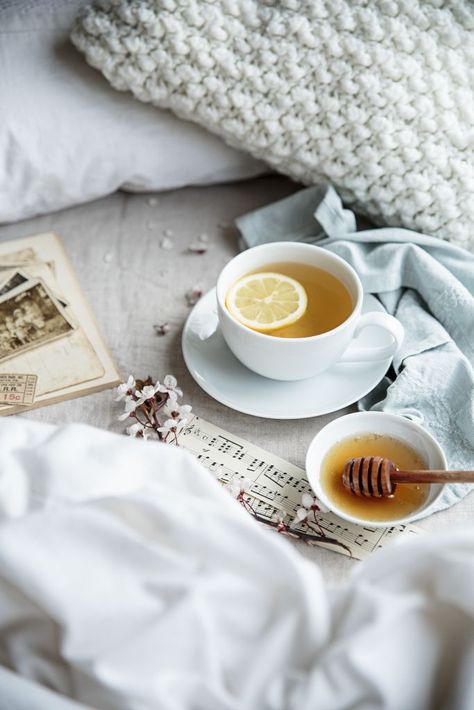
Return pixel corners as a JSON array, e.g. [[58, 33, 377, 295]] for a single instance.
[[72, 1, 474, 251]]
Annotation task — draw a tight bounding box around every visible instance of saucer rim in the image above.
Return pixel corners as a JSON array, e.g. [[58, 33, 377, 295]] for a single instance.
[[182, 289, 392, 420]]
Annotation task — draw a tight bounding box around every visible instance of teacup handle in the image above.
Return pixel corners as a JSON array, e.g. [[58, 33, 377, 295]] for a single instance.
[[338, 312, 404, 363]]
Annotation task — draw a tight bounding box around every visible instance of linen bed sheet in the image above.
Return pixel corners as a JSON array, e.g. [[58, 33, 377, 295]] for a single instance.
[[0, 176, 472, 584]]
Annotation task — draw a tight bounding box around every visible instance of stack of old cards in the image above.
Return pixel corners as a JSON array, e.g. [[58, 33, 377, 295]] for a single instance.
[[0, 232, 120, 414]]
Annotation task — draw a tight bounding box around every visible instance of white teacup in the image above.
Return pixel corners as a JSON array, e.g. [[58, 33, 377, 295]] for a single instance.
[[216, 242, 404, 381]]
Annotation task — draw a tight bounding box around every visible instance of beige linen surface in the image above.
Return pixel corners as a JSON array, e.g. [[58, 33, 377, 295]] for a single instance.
[[0, 176, 471, 583]]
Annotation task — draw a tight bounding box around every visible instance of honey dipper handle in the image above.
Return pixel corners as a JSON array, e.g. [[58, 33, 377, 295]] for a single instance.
[[392, 470, 474, 484]]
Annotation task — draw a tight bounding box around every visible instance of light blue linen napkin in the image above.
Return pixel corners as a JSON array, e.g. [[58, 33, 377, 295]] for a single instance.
[[236, 185, 474, 515]]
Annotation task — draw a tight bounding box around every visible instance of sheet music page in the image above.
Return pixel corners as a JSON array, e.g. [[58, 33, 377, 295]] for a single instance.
[[181, 415, 423, 561]]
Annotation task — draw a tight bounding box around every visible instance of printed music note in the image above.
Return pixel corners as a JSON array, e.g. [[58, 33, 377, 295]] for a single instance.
[[246, 457, 265, 473]]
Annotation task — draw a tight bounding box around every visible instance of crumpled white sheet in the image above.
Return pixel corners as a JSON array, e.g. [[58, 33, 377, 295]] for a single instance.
[[0, 418, 472, 710]]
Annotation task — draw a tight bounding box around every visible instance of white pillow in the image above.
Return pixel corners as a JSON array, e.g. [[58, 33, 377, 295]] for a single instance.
[[0, 1, 264, 224]]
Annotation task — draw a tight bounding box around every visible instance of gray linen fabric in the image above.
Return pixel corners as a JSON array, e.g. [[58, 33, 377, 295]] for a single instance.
[[0, 177, 471, 581], [237, 185, 474, 515]]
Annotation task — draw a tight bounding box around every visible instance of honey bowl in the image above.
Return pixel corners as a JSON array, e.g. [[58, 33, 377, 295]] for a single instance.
[[305, 412, 447, 528]]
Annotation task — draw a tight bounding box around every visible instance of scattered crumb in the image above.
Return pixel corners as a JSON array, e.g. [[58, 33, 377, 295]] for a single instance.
[[103, 252, 113, 263], [218, 221, 231, 229], [154, 323, 170, 336], [159, 269, 168, 277], [147, 197, 158, 207], [146, 221, 155, 230], [160, 237, 174, 250], [198, 233, 209, 243], [163, 228, 173, 238], [185, 287, 203, 306]]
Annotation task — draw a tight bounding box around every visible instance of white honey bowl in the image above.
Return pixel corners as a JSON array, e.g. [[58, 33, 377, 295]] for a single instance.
[[306, 412, 447, 528]]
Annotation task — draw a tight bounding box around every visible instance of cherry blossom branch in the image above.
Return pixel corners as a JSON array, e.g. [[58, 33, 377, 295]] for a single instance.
[[115, 376, 351, 555], [116, 374, 192, 444], [226, 476, 353, 557], [253, 512, 352, 555]]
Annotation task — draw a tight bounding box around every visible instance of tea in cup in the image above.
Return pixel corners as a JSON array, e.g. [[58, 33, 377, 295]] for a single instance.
[[226, 261, 353, 338], [216, 242, 403, 381]]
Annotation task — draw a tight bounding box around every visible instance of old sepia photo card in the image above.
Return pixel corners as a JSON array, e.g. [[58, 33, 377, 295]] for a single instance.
[[0, 279, 75, 363], [0, 232, 121, 414], [0, 271, 28, 296], [0, 267, 68, 308]]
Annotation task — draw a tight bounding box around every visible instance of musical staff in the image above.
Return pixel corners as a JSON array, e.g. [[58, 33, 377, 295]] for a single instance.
[[181, 416, 423, 561]]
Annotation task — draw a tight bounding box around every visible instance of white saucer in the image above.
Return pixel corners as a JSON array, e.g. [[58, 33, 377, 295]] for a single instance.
[[182, 289, 393, 419]]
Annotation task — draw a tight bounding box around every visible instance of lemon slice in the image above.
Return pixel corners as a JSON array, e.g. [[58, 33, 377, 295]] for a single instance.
[[226, 272, 307, 332]]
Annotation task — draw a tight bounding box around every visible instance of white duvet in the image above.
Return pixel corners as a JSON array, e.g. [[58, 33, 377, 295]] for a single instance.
[[0, 418, 472, 710]]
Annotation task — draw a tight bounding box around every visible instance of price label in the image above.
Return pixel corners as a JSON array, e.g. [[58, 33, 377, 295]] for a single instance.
[[0, 374, 37, 405]]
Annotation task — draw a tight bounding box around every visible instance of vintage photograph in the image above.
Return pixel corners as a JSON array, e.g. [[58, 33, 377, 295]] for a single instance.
[[0, 268, 69, 308], [0, 271, 28, 296], [0, 280, 74, 362]]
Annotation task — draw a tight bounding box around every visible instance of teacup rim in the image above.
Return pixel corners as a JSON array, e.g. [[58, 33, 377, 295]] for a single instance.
[[305, 411, 447, 528], [216, 241, 363, 343]]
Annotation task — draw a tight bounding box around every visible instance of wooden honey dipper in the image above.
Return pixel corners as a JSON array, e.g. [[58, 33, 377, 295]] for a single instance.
[[342, 456, 474, 498]]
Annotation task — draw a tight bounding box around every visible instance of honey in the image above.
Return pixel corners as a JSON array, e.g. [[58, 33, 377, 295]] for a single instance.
[[321, 433, 429, 521]]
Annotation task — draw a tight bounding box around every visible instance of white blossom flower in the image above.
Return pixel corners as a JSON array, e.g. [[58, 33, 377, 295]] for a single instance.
[[126, 422, 149, 439], [227, 475, 250, 498], [116, 374, 190, 445], [163, 401, 192, 421], [301, 492, 329, 514], [295, 507, 309, 523], [164, 374, 180, 392], [272, 510, 286, 526], [157, 417, 188, 437], [135, 384, 159, 405], [117, 397, 139, 421], [165, 391, 179, 411], [157, 418, 175, 436], [293, 492, 330, 526], [157, 374, 183, 399], [115, 375, 136, 401]]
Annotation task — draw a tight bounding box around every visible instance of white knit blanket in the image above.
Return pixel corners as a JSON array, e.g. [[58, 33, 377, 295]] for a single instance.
[[72, 0, 474, 251]]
